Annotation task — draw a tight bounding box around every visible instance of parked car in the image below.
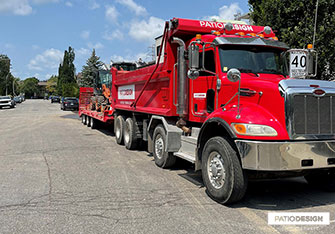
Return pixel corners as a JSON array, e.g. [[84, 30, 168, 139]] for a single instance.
[[61, 97, 79, 111], [0, 96, 15, 109], [13, 96, 21, 103], [51, 96, 60, 103]]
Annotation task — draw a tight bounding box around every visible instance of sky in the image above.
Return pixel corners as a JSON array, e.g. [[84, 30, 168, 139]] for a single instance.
[[0, 0, 249, 81]]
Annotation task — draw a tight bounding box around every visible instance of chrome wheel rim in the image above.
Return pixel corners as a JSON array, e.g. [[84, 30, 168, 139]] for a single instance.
[[154, 134, 164, 159], [115, 120, 121, 139], [124, 124, 130, 144], [207, 151, 226, 189]]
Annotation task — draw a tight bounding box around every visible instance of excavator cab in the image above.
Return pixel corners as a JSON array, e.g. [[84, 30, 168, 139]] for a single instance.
[[91, 70, 112, 111]]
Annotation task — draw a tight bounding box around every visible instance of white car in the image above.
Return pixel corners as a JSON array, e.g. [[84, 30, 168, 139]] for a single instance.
[[0, 96, 15, 109]]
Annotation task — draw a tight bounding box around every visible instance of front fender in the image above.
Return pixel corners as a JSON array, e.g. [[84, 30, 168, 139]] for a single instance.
[[204, 103, 289, 141]]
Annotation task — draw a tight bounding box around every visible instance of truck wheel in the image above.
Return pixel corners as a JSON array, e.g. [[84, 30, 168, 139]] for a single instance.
[[87, 117, 91, 127], [153, 125, 176, 168], [305, 169, 335, 192], [115, 115, 125, 145], [81, 115, 86, 125], [124, 118, 138, 150], [90, 117, 97, 129], [201, 137, 247, 204]]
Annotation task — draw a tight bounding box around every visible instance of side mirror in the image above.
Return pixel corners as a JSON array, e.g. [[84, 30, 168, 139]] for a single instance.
[[227, 68, 241, 82], [187, 44, 200, 80], [188, 44, 200, 70]]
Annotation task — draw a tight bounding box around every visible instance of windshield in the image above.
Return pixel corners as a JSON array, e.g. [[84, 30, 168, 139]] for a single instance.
[[99, 71, 112, 86], [219, 45, 287, 75], [0, 96, 10, 100]]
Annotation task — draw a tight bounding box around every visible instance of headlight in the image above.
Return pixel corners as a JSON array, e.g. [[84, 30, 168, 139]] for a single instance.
[[231, 123, 278, 136]]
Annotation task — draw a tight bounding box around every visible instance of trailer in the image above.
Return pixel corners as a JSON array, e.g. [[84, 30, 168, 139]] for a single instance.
[[81, 18, 335, 204]]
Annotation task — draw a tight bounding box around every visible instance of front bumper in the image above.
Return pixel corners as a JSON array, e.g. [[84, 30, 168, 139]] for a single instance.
[[235, 140, 335, 171], [0, 102, 11, 107]]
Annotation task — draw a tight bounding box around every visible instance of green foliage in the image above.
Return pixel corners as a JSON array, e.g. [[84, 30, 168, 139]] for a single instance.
[[57, 47, 78, 96], [21, 77, 39, 98], [80, 49, 104, 87], [0, 54, 11, 95], [249, 0, 335, 80], [46, 75, 58, 94]]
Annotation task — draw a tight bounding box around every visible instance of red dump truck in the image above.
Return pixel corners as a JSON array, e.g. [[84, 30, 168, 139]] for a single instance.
[[80, 17, 335, 204]]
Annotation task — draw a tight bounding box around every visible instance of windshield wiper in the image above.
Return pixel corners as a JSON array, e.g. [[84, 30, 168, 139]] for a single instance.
[[261, 69, 285, 76], [236, 68, 259, 77]]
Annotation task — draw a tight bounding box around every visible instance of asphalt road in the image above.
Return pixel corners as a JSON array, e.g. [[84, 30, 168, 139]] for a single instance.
[[0, 100, 334, 234]]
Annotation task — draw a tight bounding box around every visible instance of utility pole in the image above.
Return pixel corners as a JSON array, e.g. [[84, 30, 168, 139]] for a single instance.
[[312, 0, 319, 48], [12, 78, 16, 96], [5, 72, 10, 96]]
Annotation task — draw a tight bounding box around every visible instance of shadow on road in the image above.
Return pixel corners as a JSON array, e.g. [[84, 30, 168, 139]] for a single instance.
[[72, 115, 335, 210]]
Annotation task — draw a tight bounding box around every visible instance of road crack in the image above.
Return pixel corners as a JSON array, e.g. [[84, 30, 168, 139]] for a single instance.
[[43, 153, 52, 198]]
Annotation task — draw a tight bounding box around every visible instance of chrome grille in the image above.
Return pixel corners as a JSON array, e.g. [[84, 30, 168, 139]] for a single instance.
[[292, 94, 335, 135], [280, 79, 335, 140]]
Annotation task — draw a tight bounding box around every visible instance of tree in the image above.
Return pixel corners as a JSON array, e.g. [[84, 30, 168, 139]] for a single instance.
[[80, 49, 104, 87], [21, 77, 39, 98], [46, 75, 58, 94], [0, 54, 11, 95], [249, 0, 335, 80], [57, 47, 78, 96]]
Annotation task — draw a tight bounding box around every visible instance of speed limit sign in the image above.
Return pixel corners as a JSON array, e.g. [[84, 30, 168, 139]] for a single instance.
[[289, 50, 307, 78]]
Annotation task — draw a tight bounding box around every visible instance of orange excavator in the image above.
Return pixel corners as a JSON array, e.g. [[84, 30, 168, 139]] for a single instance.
[[90, 70, 112, 112], [90, 62, 137, 112]]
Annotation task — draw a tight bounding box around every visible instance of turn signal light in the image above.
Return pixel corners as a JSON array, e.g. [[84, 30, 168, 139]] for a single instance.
[[196, 34, 202, 41], [233, 124, 246, 134], [307, 44, 313, 49]]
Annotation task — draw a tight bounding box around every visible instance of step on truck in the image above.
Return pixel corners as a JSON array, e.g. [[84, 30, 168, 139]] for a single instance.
[[82, 18, 335, 204]]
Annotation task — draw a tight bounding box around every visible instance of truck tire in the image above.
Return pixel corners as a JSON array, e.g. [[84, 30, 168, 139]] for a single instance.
[[124, 118, 138, 150], [87, 116, 91, 127], [305, 169, 335, 192], [81, 115, 86, 125], [201, 136, 247, 204], [115, 115, 125, 145], [90, 117, 97, 129], [153, 125, 176, 168]]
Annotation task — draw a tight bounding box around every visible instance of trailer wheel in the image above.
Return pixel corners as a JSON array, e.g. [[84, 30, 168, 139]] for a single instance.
[[90, 117, 97, 129], [115, 115, 125, 145], [87, 116, 91, 127], [81, 115, 86, 125], [305, 169, 335, 192], [153, 125, 176, 168], [202, 137, 247, 204], [124, 118, 138, 150]]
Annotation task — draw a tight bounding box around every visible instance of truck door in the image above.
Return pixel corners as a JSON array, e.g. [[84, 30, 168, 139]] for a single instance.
[[189, 49, 217, 122]]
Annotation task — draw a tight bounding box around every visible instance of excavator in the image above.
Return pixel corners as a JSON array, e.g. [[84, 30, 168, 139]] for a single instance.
[[90, 62, 137, 112]]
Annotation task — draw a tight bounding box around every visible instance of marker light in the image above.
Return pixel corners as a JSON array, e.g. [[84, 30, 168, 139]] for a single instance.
[[272, 37, 278, 41], [257, 34, 264, 38], [236, 32, 245, 36], [213, 31, 221, 36], [249, 33, 256, 37], [307, 44, 313, 49], [196, 34, 202, 41], [231, 123, 278, 136]]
